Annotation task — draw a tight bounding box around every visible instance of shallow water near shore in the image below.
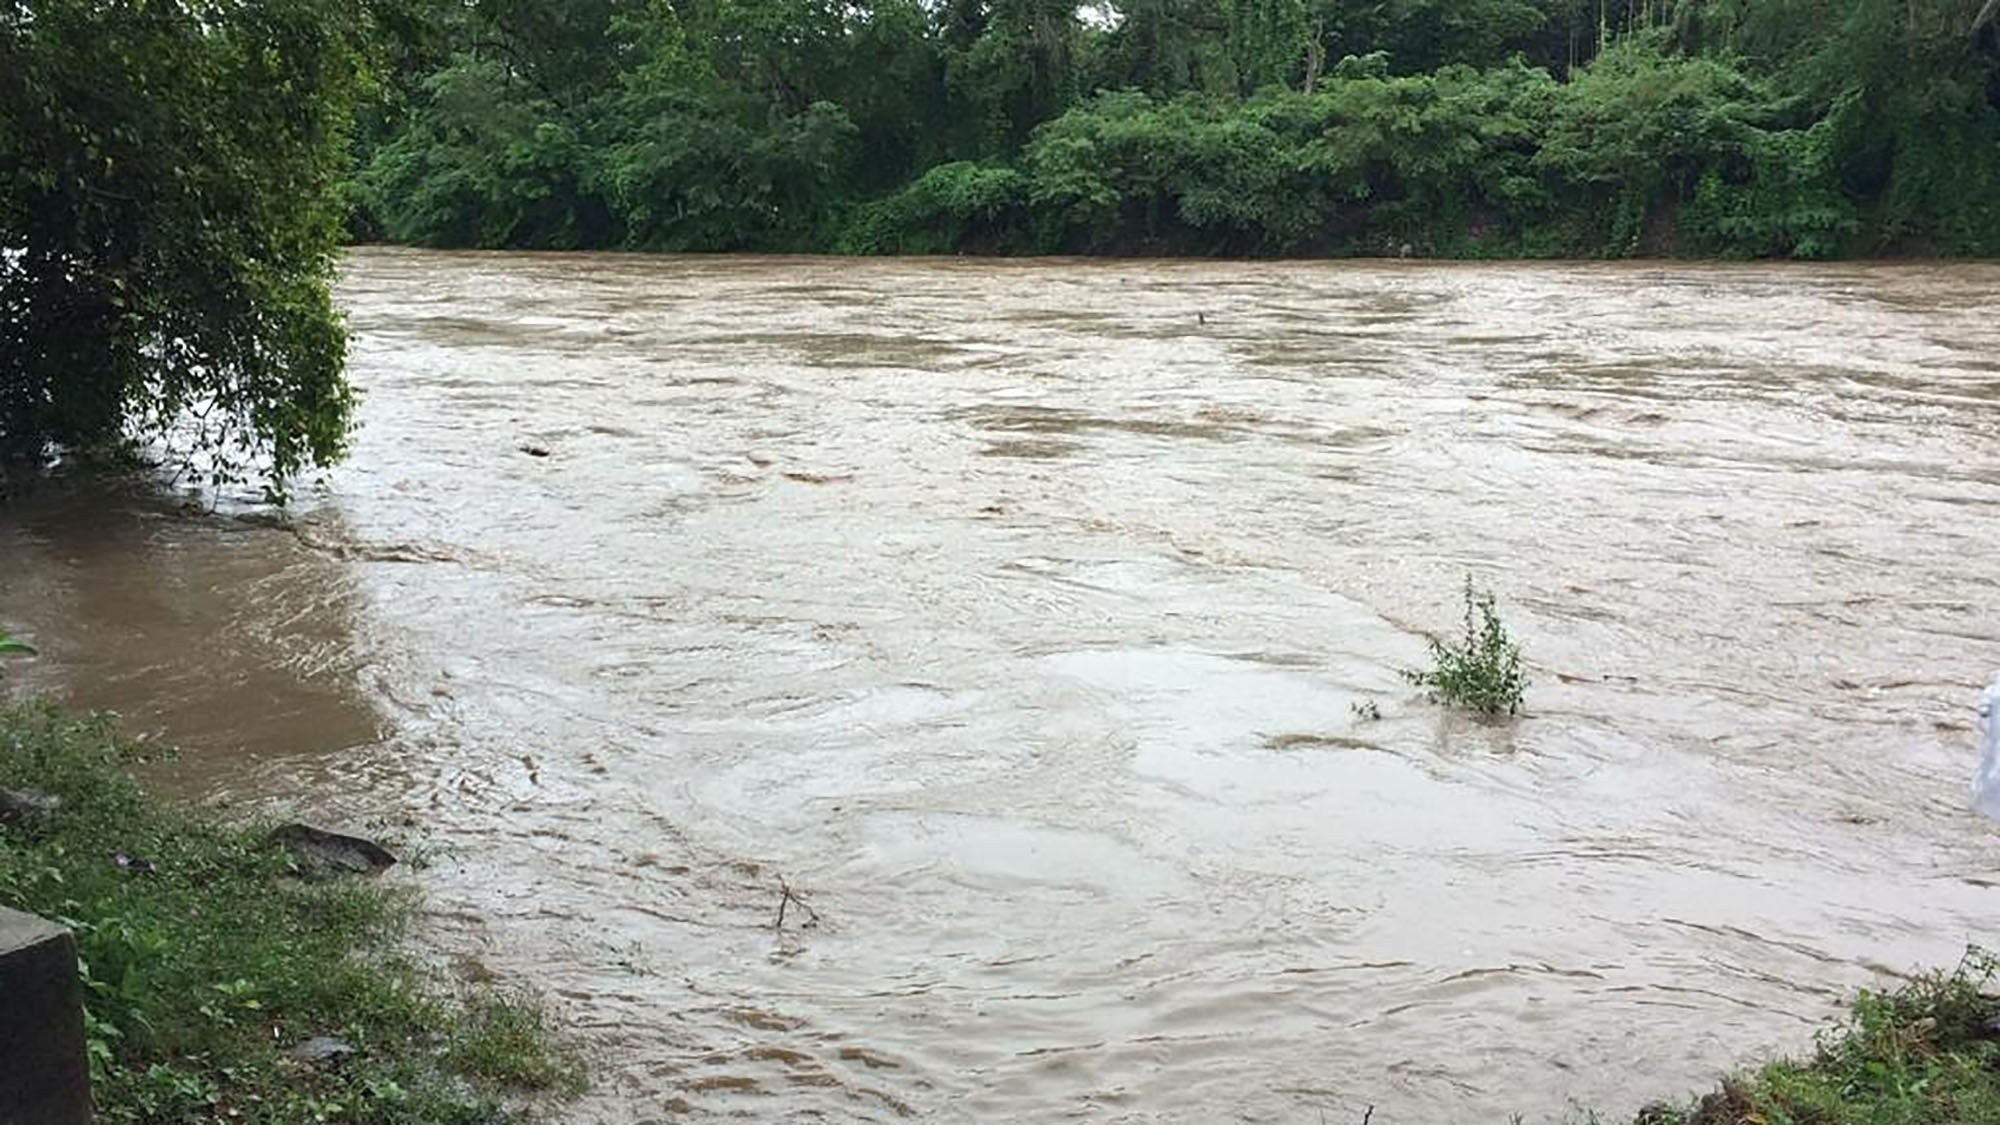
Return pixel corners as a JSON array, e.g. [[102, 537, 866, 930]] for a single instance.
[[7, 250, 2000, 1122]]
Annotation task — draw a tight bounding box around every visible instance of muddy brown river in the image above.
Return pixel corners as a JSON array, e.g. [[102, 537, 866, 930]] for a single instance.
[[6, 249, 2000, 1123]]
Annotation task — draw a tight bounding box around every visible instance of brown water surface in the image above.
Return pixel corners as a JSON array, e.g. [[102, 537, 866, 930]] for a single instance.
[[6, 249, 2000, 1122]]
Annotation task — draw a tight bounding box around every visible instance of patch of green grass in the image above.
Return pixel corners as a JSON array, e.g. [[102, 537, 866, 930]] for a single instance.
[[0, 700, 584, 1124], [446, 992, 584, 1093], [1633, 949, 2000, 1125], [1403, 576, 1528, 716]]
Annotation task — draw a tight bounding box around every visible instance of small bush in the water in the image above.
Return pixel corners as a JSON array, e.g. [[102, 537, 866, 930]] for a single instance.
[[1403, 576, 1526, 716]]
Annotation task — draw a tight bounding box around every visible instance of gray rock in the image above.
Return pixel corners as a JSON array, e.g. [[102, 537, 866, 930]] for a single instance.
[[286, 1036, 356, 1067], [0, 787, 60, 824], [268, 823, 397, 876]]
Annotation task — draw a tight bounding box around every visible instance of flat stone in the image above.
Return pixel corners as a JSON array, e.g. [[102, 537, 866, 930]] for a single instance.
[[268, 823, 397, 876], [286, 1035, 357, 1066], [0, 906, 91, 1124]]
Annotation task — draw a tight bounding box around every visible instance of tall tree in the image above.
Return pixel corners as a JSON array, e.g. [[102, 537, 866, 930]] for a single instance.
[[1, 0, 378, 495], [941, 0, 1086, 148]]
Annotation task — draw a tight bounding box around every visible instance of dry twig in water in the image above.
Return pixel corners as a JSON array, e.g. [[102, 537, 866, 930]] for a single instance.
[[774, 876, 821, 932]]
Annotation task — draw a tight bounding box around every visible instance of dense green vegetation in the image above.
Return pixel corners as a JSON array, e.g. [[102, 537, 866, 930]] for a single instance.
[[1634, 950, 2000, 1125], [0, 699, 581, 1123], [349, 0, 2000, 258], [1, 0, 380, 494], [6, 0, 1996, 491]]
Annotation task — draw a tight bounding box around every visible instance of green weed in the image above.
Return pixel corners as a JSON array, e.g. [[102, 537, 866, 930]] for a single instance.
[[1402, 576, 1527, 716]]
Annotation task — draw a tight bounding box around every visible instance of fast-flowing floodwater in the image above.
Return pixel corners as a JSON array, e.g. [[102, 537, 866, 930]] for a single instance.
[[6, 250, 2000, 1123]]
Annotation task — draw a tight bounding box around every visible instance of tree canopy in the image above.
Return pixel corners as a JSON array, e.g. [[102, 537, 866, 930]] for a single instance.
[[1, 0, 378, 496], [349, 0, 2000, 258]]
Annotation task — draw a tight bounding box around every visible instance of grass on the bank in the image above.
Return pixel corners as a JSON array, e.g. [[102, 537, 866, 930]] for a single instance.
[[1630, 949, 2000, 1125], [0, 700, 583, 1124]]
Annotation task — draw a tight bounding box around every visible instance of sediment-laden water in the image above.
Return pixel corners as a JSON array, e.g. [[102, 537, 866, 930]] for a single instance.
[[6, 250, 2000, 1122]]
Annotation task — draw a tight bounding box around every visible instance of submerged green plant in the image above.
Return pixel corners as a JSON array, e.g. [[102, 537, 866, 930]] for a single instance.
[[0, 630, 33, 678], [1403, 576, 1527, 716]]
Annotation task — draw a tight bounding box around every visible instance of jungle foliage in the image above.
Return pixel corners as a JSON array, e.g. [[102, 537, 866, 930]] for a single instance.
[[350, 0, 2000, 259]]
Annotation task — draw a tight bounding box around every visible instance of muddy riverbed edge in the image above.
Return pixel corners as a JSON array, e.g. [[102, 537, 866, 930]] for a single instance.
[[0, 698, 585, 1123]]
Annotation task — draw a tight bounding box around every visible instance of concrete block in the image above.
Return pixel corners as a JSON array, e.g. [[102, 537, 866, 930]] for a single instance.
[[0, 906, 91, 1125]]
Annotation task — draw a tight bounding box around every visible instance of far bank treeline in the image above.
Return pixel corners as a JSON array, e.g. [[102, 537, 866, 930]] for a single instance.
[[350, 0, 2000, 259]]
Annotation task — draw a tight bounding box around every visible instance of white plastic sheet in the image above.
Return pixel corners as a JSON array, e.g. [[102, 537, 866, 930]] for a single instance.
[[1971, 673, 2000, 822]]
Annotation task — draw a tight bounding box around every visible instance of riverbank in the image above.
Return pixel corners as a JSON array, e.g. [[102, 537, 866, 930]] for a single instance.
[[1631, 952, 2000, 1125], [0, 700, 581, 1124]]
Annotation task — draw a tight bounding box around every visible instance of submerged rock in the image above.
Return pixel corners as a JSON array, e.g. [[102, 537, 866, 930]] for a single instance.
[[268, 823, 397, 876]]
